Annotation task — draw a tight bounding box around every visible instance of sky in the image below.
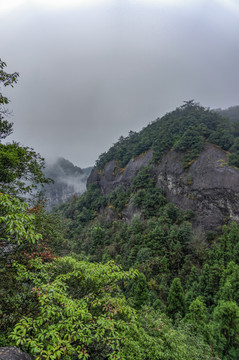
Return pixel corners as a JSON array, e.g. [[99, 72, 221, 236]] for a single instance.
[[0, 0, 239, 167]]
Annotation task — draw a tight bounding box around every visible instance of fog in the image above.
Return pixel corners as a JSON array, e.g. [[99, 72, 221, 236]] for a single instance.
[[1, 0, 239, 167], [44, 157, 87, 194]]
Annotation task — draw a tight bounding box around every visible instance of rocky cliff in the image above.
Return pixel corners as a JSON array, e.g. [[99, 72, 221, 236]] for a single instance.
[[88, 150, 153, 194], [88, 144, 239, 231]]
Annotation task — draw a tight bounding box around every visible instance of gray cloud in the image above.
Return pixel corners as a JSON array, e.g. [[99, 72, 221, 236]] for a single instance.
[[1, 0, 239, 167]]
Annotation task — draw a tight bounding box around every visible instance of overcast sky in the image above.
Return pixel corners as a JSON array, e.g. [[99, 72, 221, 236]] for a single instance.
[[1, 0, 239, 167]]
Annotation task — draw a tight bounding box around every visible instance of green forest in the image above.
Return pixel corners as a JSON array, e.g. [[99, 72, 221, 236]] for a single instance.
[[1, 60, 239, 360]]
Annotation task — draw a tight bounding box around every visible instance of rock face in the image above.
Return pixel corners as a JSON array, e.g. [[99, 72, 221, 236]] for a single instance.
[[87, 150, 153, 194], [0, 347, 32, 360], [154, 144, 239, 230], [88, 145, 239, 231]]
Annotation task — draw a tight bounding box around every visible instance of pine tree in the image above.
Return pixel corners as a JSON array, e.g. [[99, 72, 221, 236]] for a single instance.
[[211, 300, 239, 359], [185, 296, 208, 338], [167, 277, 185, 321], [134, 273, 149, 309]]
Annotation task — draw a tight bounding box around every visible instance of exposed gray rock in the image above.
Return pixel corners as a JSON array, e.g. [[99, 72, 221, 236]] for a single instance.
[[88, 144, 239, 231], [121, 197, 142, 223], [87, 150, 153, 194], [153, 144, 239, 230], [100, 205, 119, 222], [0, 347, 32, 360]]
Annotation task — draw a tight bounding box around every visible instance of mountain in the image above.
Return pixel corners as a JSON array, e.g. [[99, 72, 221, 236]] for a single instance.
[[86, 101, 239, 231], [43, 158, 90, 209]]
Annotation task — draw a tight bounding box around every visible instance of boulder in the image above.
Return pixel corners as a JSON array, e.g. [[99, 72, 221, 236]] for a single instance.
[[0, 347, 32, 360]]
